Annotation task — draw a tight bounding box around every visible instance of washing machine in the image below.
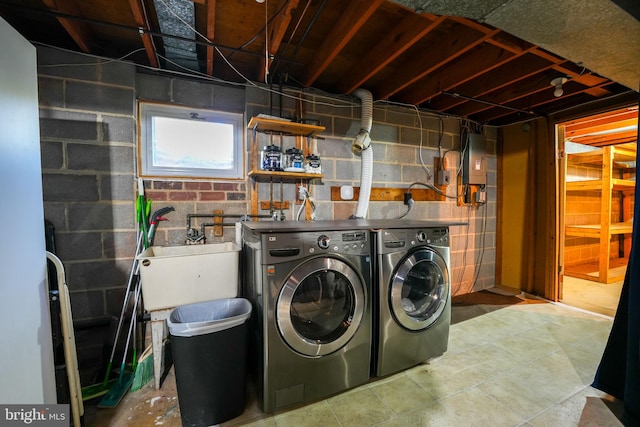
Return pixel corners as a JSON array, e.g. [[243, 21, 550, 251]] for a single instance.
[[373, 225, 451, 377], [242, 222, 372, 412]]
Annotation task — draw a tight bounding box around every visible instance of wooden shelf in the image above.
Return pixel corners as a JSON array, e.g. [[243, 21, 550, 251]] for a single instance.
[[248, 116, 325, 137], [246, 117, 325, 220], [565, 222, 633, 238], [564, 143, 636, 284], [565, 178, 635, 192], [564, 257, 628, 284], [248, 169, 323, 182]]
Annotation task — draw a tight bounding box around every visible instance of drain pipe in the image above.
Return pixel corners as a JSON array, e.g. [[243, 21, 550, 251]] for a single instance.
[[351, 88, 373, 219]]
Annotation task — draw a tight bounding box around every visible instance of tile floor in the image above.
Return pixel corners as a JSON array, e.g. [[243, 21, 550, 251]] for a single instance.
[[561, 275, 623, 317], [87, 294, 620, 426]]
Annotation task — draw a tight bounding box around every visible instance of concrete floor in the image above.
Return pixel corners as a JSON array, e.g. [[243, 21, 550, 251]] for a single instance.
[[83, 292, 621, 426]]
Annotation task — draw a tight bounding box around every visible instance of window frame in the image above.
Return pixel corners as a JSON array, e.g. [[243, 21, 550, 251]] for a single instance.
[[137, 101, 245, 180]]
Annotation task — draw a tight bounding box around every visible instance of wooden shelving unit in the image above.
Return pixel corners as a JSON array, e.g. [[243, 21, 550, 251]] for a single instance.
[[564, 143, 636, 284], [247, 117, 325, 220]]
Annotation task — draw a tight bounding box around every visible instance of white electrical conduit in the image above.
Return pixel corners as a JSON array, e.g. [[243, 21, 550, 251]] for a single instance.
[[352, 88, 373, 219]]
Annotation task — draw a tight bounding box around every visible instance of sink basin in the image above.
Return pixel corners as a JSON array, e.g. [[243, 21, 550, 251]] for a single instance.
[[137, 242, 240, 311]]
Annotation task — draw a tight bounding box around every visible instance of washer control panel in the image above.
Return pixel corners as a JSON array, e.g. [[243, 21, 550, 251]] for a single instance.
[[309, 231, 369, 255], [262, 229, 370, 262]]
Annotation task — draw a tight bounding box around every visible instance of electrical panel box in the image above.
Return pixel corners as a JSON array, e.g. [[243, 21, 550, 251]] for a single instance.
[[462, 133, 486, 185]]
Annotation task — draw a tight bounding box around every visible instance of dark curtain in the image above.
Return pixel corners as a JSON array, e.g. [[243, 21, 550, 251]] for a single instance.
[[592, 93, 640, 426]]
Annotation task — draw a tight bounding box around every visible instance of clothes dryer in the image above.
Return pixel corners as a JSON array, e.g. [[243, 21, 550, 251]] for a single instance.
[[242, 223, 372, 412], [373, 226, 451, 377]]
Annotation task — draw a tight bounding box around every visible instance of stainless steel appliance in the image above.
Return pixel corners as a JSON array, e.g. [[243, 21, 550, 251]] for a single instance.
[[373, 226, 451, 377], [242, 222, 372, 412]]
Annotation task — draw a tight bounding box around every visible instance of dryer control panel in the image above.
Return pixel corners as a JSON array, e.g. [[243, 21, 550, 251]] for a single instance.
[[379, 227, 449, 254]]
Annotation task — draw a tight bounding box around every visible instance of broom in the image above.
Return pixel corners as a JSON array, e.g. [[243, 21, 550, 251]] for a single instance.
[[131, 345, 154, 391]]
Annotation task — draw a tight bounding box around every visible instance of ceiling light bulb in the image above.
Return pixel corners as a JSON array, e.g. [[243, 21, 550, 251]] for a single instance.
[[550, 77, 568, 98], [553, 86, 564, 97], [256, 0, 265, 2]]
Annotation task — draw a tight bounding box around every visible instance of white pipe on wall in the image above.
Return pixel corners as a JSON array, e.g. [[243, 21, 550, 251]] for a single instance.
[[352, 88, 373, 219]]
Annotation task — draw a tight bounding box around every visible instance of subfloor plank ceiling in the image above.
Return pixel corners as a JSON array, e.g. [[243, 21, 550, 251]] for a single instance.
[[1, 0, 638, 126]]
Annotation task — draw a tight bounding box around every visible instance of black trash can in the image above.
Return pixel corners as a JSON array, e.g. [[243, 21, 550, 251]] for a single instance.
[[167, 298, 252, 427]]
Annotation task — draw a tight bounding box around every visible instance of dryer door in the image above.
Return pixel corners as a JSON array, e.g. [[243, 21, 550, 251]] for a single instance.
[[390, 248, 449, 331], [276, 257, 366, 357]]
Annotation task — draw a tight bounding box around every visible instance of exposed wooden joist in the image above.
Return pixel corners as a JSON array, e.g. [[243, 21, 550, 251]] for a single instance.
[[258, 0, 299, 82], [429, 54, 564, 112], [41, 0, 92, 52], [337, 13, 444, 95], [205, 0, 215, 75], [376, 22, 500, 100], [572, 132, 638, 146], [564, 109, 638, 133], [566, 118, 637, 138], [471, 81, 618, 123], [400, 43, 524, 105], [128, 0, 159, 67], [300, 0, 384, 87]]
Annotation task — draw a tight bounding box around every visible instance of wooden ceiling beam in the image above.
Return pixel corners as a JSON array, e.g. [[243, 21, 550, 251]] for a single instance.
[[564, 110, 638, 133], [258, 0, 299, 83], [452, 72, 616, 119], [41, 0, 92, 53], [451, 17, 534, 55], [571, 132, 637, 146], [128, 0, 159, 67], [400, 44, 526, 105], [300, 0, 384, 87], [337, 13, 444, 95], [565, 118, 638, 138], [428, 54, 558, 111], [470, 82, 617, 123], [377, 24, 500, 100], [205, 0, 216, 75]]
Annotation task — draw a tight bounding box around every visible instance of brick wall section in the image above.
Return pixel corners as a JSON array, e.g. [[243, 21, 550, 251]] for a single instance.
[[38, 47, 497, 381]]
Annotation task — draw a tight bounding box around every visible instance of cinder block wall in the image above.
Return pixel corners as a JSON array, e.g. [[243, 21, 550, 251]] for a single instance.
[[37, 46, 496, 382]]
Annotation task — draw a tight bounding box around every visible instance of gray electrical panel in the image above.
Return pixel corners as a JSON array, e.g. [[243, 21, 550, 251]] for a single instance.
[[462, 133, 486, 185]]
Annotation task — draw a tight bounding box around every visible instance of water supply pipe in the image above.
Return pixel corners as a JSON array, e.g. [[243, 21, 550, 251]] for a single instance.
[[352, 88, 373, 219]]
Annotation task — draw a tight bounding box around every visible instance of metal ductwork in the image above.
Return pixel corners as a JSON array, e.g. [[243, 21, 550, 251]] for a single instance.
[[153, 0, 199, 71]]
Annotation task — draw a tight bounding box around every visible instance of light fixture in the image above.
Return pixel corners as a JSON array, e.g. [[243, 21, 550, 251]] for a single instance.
[[550, 77, 568, 97]]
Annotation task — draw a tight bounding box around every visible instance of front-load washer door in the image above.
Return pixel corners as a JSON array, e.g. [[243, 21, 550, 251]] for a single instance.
[[390, 248, 449, 331], [276, 257, 366, 357]]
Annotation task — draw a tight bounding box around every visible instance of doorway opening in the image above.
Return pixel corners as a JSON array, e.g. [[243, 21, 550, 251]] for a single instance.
[[558, 106, 638, 316]]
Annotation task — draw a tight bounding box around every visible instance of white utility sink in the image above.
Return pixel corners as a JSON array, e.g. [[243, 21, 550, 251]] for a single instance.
[[137, 242, 242, 390], [137, 242, 240, 311]]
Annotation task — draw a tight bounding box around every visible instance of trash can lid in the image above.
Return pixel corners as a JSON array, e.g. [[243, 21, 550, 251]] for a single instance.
[[167, 298, 252, 337]]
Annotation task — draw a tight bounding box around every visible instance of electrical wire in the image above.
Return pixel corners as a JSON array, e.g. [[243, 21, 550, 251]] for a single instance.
[[453, 207, 472, 295], [396, 198, 414, 219], [296, 186, 317, 220], [407, 182, 459, 200], [263, 0, 269, 83], [471, 194, 489, 288]]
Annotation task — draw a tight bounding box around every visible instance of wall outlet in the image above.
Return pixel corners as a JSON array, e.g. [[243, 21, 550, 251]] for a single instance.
[[437, 170, 451, 186]]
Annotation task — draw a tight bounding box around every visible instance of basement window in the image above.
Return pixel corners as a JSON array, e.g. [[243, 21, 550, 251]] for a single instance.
[[138, 102, 244, 179]]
